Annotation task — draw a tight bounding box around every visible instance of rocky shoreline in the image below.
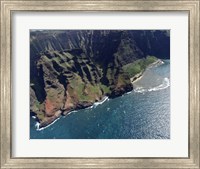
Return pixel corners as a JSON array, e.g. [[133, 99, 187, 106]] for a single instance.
[[148, 59, 164, 68], [130, 71, 144, 84], [37, 97, 110, 129], [30, 30, 169, 130], [130, 59, 164, 85], [35, 59, 164, 129]]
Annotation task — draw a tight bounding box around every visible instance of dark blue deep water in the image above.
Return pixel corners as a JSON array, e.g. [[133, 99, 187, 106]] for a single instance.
[[30, 60, 170, 139]]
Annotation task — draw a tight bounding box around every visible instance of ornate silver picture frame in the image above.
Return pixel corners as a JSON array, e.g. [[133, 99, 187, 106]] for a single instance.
[[0, 0, 199, 168]]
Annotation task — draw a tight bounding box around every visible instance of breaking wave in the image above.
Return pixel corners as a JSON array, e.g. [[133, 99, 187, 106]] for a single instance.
[[34, 97, 109, 131], [90, 96, 109, 109], [35, 117, 61, 131], [134, 77, 170, 93]]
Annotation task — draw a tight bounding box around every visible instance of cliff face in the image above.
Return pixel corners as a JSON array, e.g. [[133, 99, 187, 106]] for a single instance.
[[30, 30, 170, 128]]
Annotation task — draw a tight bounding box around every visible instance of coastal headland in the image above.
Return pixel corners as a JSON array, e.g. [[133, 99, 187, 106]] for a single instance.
[[30, 30, 170, 128]]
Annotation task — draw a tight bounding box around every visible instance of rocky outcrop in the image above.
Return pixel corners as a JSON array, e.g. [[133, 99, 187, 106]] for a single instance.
[[30, 30, 170, 128]]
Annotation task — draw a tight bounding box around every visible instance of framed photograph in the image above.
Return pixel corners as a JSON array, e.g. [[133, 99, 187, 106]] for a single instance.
[[0, 0, 199, 168]]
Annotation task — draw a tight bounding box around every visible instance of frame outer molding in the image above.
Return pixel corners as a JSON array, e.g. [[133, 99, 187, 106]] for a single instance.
[[0, 0, 199, 168]]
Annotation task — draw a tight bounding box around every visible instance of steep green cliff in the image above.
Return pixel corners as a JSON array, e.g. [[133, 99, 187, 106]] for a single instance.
[[30, 30, 170, 128]]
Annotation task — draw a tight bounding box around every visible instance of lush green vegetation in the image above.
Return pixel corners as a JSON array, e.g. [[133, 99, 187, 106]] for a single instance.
[[37, 111, 45, 121], [145, 55, 158, 65], [123, 56, 157, 78], [100, 84, 111, 94]]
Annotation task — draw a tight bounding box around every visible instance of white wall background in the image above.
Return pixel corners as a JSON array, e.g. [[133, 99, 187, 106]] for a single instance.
[[12, 12, 188, 157]]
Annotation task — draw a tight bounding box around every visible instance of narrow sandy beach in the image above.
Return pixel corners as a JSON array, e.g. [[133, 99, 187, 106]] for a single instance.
[[130, 59, 164, 85]]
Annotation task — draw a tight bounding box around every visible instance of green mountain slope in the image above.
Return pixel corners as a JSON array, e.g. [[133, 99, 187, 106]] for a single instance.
[[30, 30, 170, 128]]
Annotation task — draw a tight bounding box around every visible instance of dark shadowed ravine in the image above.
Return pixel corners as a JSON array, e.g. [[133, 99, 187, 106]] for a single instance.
[[30, 60, 170, 139]]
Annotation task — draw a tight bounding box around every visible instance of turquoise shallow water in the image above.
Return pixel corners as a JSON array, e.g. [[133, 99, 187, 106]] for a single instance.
[[30, 60, 170, 139]]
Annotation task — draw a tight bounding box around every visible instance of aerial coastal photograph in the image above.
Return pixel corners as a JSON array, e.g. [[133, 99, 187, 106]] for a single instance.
[[30, 30, 170, 139]]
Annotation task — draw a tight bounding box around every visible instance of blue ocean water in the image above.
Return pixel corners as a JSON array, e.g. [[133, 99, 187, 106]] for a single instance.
[[30, 60, 170, 139]]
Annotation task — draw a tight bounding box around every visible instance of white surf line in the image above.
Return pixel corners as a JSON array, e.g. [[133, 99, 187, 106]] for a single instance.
[[134, 77, 170, 93], [66, 110, 78, 115], [35, 116, 61, 131], [148, 78, 170, 92], [88, 96, 109, 109], [147, 59, 165, 69], [35, 97, 110, 131], [93, 96, 109, 107], [32, 116, 36, 119]]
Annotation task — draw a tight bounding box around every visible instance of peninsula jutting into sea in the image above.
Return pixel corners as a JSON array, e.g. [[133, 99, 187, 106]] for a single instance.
[[30, 30, 170, 139]]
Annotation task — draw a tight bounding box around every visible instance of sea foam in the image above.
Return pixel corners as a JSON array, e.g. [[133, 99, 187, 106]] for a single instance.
[[90, 96, 109, 108], [35, 117, 61, 131], [134, 77, 170, 93]]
